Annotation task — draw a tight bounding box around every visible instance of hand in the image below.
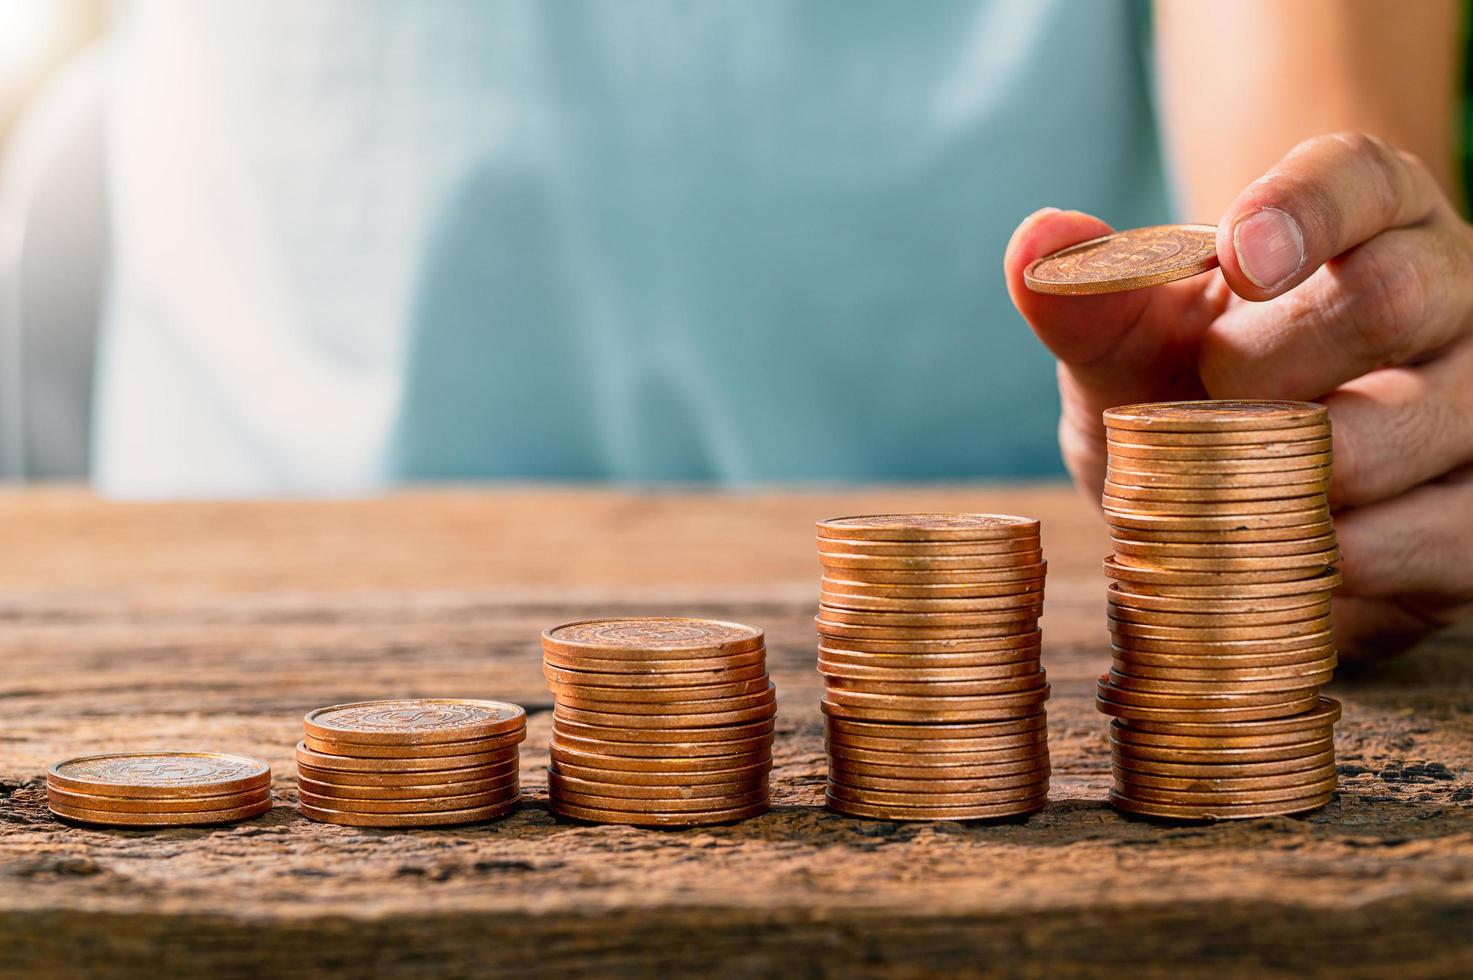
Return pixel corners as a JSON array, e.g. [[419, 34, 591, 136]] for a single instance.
[[1004, 133, 1473, 659]]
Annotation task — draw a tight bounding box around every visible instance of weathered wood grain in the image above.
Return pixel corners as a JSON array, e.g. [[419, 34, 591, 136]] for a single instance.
[[0, 486, 1470, 978]]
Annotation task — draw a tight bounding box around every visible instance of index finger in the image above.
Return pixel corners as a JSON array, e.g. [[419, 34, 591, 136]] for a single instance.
[[1218, 132, 1448, 300]]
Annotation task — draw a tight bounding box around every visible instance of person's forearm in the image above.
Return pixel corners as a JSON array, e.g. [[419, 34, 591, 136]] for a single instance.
[[1155, 0, 1463, 221]]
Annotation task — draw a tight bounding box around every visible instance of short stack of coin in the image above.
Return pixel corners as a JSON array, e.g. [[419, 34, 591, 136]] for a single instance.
[[543, 618, 774, 827], [47, 751, 272, 827], [296, 699, 525, 827], [815, 514, 1050, 821], [1100, 400, 1341, 819]]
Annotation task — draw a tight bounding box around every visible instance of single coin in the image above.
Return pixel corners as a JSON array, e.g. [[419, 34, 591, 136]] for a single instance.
[[1103, 491, 1329, 514], [1097, 693, 1319, 723], [1106, 437, 1333, 461], [542, 649, 767, 675], [1108, 518, 1335, 543], [817, 536, 1039, 558], [832, 767, 1049, 794], [1115, 697, 1340, 737], [545, 675, 770, 703], [818, 646, 1040, 672], [1110, 719, 1336, 749], [1112, 739, 1335, 767], [1112, 754, 1335, 786], [816, 619, 1039, 642], [823, 673, 1048, 699], [818, 550, 1045, 572], [1097, 678, 1315, 708], [824, 564, 1049, 586], [825, 673, 1046, 706], [818, 589, 1043, 613], [552, 683, 775, 716], [549, 757, 770, 786], [1109, 657, 1336, 683], [553, 700, 776, 730], [825, 793, 1046, 822], [817, 608, 1040, 631], [1110, 550, 1341, 575], [826, 780, 1049, 808], [551, 715, 775, 745], [297, 773, 517, 801], [818, 631, 1043, 657], [298, 784, 520, 814], [828, 752, 1047, 777], [825, 731, 1048, 759], [551, 730, 773, 762], [821, 692, 1049, 724], [46, 785, 270, 814], [1105, 400, 1326, 433], [551, 785, 768, 813], [550, 800, 769, 827], [1102, 509, 1333, 534], [302, 729, 526, 759], [1108, 790, 1331, 821], [1109, 616, 1333, 642], [1111, 647, 1336, 671], [1107, 584, 1334, 614], [1108, 532, 1338, 559], [818, 656, 1040, 683], [47, 752, 270, 799], [820, 574, 1046, 600], [547, 769, 765, 802], [1103, 567, 1342, 599], [550, 742, 771, 774], [1105, 422, 1329, 446], [816, 514, 1039, 542], [304, 700, 525, 746], [300, 799, 518, 827], [49, 797, 272, 827], [295, 741, 516, 773], [1105, 465, 1330, 492], [296, 759, 517, 787], [1103, 557, 1337, 588], [1107, 601, 1331, 628], [1024, 224, 1217, 294], [1107, 453, 1334, 477], [542, 618, 764, 660], [824, 712, 1047, 740], [1109, 631, 1336, 656], [1105, 669, 1334, 696], [1115, 773, 1338, 806], [544, 661, 769, 689]]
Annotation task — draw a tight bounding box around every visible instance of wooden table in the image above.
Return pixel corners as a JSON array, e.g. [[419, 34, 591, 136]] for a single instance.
[[2, 486, 1470, 978]]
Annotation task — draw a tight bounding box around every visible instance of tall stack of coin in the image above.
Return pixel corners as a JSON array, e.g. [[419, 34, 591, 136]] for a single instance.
[[47, 751, 272, 827], [543, 618, 774, 826], [816, 515, 1050, 821], [1100, 400, 1341, 819], [296, 699, 525, 827]]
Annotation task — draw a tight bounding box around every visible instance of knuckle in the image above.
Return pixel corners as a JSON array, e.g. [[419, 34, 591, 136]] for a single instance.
[[1338, 241, 1430, 365], [1330, 131, 1407, 224]]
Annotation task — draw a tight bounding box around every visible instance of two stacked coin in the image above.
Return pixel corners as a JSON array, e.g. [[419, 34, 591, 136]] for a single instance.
[[816, 514, 1050, 821], [47, 751, 272, 827], [296, 699, 526, 827], [1099, 400, 1341, 819], [543, 618, 775, 826]]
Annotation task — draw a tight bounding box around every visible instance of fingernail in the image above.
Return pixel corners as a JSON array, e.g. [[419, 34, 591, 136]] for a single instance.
[[1233, 207, 1304, 290]]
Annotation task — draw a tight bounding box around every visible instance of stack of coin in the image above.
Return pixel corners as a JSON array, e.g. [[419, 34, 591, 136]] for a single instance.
[[1099, 400, 1341, 819], [815, 514, 1050, 821], [47, 751, 272, 827], [295, 699, 525, 827], [543, 618, 774, 827]]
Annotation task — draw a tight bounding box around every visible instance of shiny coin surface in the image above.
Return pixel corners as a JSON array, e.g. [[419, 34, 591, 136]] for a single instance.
[[296, 760, 516, 787], [1024, 224, 1217, 295], [49, 796, 272, 827], [305, 699, 525, 746], [552, 700, 776, 730], [46, 785, 270, 813], [295, 741, 516, 773], [296, 774, 517, 801], [47, 752, 270, 799], [303, 729, 525, 759], [817, 536, 1039, 557], [551, 716, 775, 745], [1105, 401, 1327, 433], [542, 618, 765, 659], [816, 513, 1039, 542]]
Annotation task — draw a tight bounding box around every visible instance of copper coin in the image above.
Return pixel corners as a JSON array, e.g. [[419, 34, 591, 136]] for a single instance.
[[1117, 773, 1337, 806], [824, 564, 1049, 586], [303, 729, 526, 759], [826, 673, 1046, 706], [818, 631, 1043, 656], [1097, 678, 1315, 708], [816, 514, 1039, 542], [543, 661, 769, 688], [550, 741, 771, 774], [47, 752, 270, 799], [550, 800, 769, 827], [1108, 533, 1338, 559], [1109, 631, 1336, 656], [1096, 694, 1319, 723], [1105, 466, 1330, 493], [1111, 740, 1335, 766], [1106, 523, 1336, 548], [817, 536, 1039, 557], [1102, 567, 1341, 598], [816, 619, 1039, 641], [817, 605, 1041, 629], [1105, 421, 1329, 445], [1108, 454, 1335, 479], [1110, 721, 1335, 750], [49, 797, 272, 827], [1024, 224, 1217, 294], [824, 673, 1048, 699], [1103, 509, 1332, 534], [1110, 551, 1341, 575], [818, 647, 1040, 672], [552, 683, 775, 716], [1103, 492, 1329, 515], [46, 785, 271, 814], [547, 770, 766, 802], [821, 574, 1047, 599], [297, 773, 517, 801], [1104, 557, 1337, 588], [1115, 697, 1340, 736], [304, 700, 526, 746], [822, 692, 1049, 724], [296, 759, 517, 787], [1111, 647, 1336, 671], [299, 784, 520, 814], [542, 648, 767, 675], [548, 757, 770, 787], [541, 618, 765, 659], [832, 768, 1049, 794], [819, 589, 1043, 613], [295, 741, 516, 773], [1105, 670, 1334, 697], [300, 799, 518, 827], [1108, 790, 1332, 821], [1107, 601, 1331, 627], [545, 675, 770, 703], [1105, 400, 1326, 432], [1107, 437, 1333, 462], [826, 780, 1049, 808], [551, 785, 768, 813], [819, 550, 1045, 572], [1109, 657, 1336, 682], [1110, 616, 1333, 642], [550, 715, 775, 745], [1112, 750, 1335, 782], [828, 752, 1047, 778], [552, 700, 776, 730], [1107, 584, 1333, 614], [825, 732, 1048, 759], [824, 712, 1047, 740], [825, 793, 1046, 822], [818, 656, 1041, 682], [551, 729, 774, 761]]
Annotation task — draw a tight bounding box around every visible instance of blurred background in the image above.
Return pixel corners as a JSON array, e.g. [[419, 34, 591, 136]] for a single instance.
[[0, 1, 1465, 497]]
